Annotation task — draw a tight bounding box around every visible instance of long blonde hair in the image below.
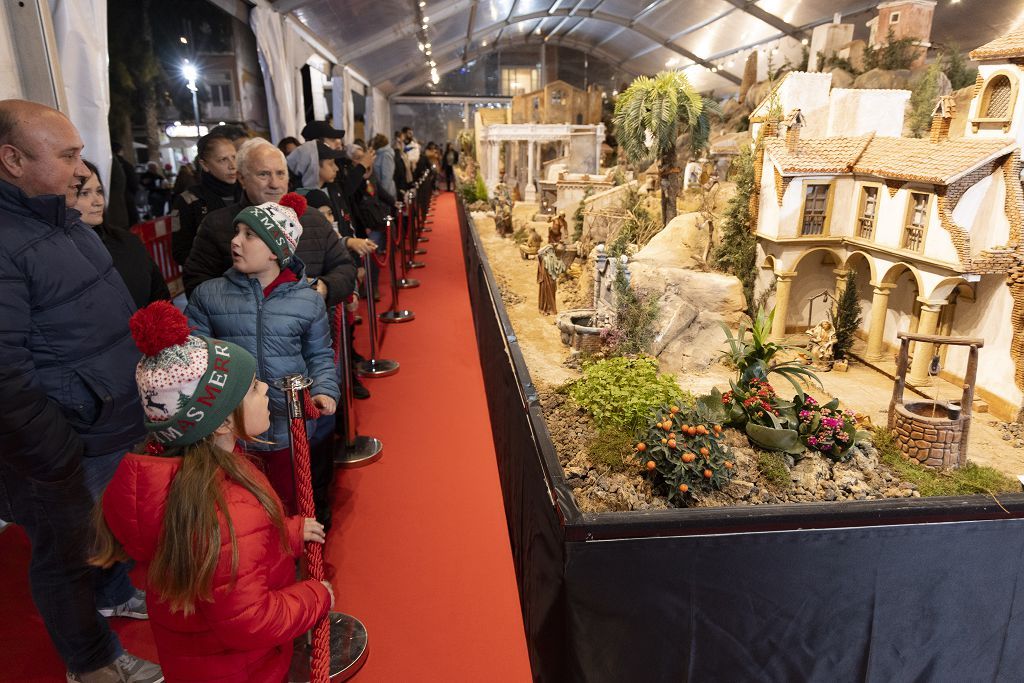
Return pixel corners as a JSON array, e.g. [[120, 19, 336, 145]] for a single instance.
[[91, 405, 289, 615]]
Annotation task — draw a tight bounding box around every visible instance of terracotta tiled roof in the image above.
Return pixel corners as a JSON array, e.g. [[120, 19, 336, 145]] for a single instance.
[[765, 135, 1015, 184], [970, 28, 1024, 61], [763, 135, 872, 174]]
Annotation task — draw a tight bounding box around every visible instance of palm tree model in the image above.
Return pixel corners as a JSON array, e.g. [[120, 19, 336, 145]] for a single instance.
[[612, 71, 716, 226]]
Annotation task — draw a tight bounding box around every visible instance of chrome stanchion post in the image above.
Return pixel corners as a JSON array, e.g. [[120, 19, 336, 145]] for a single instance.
[[355, 251, 399, 378], [396, 198, 419, 289], [379, 214, 414, 323], [333, 308, 383, 467], [406, 185, 425, 270], [278, 374, 370, 682]]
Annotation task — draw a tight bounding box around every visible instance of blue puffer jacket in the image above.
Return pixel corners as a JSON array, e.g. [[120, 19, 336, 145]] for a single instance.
[[184, 259, 339, 450], [0, 178, 145, 473]]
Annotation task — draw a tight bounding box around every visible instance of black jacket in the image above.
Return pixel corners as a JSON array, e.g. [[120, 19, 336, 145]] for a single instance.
[[95, 223, 170, 309], [0, 178, 145, 469], [182, 195, 356, 307], [171, 177, 240, 266]]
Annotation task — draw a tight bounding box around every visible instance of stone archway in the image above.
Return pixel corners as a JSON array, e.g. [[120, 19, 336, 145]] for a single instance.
[[841, 252, 875, 347], [864, 262, 926, 362], [787, 247, 846, 332]]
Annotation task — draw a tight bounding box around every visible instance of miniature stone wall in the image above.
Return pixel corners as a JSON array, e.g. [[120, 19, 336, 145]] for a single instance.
[[891, 402, 964, 468]]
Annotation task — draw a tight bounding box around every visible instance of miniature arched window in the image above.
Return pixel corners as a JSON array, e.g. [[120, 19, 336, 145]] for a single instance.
[[983, 75, 1013, 118]]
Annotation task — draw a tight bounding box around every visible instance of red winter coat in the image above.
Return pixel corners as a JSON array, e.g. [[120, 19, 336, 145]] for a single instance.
[[102, 452, 331, 683]]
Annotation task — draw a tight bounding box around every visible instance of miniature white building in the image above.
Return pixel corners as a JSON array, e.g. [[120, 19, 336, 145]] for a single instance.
[[751, 26, 1024, 421]]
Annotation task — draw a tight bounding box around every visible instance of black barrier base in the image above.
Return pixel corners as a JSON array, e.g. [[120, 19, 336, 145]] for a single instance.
[[407, 261, 425, 269], [455, 194, 1024, 682]]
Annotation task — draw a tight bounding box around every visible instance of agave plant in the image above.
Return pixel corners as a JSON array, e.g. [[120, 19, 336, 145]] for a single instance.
[[719, 306, 822, 399]]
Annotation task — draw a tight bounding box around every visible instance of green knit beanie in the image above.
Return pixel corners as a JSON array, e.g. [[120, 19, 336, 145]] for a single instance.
[[233, 193, 307, 265]]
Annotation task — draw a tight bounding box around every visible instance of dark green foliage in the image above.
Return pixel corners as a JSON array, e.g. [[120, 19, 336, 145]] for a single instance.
[[864, 29, 918, 71], [830, 270, 862, 360], [818, 52, 859, 75], [909, 61, 944, 137], [938, 43, 978, 90], [605, 270, 660, 357], [711, 146, 757, 316]]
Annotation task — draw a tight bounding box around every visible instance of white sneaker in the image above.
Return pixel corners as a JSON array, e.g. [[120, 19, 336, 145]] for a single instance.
[[98, 588, 148, 620], [66, 652, 163, 682]]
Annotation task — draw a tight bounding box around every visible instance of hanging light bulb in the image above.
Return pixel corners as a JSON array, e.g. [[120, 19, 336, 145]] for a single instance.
[[481, 40, 487, 46]]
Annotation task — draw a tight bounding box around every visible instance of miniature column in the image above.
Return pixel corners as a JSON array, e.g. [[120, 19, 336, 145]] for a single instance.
[[833, 268, 851, 310], [865, 284, 895, 361], [769, 271, 797, 341], [908, 300, 945, 385], [525, 141, 536, 201]]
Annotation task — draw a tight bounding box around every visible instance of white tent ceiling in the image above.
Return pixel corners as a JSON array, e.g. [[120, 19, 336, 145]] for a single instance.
[[270, 0, 1024, 94]]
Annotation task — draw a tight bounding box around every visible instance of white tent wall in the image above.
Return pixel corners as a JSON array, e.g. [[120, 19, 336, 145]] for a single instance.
[[369, 87, 390, 141], [49, 0, 111, 188], [250, 6, 297, 144]]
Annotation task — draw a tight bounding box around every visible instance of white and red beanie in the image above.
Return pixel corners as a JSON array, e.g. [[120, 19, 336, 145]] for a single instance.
[[130, 301, 257, 449], [233, 192, 307, 265]]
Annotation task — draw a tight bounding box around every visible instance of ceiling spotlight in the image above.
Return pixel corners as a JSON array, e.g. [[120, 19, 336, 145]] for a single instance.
[[481, 40, 487, 46], [179, 36, 188, 44], [423, 16, 429, 23], [419, 1, 425, 6], [426, 49, 432, 55], [422, 23, 428, 30], [424, 42, 431, 48], [612, 89, 618, 96], [430, 60, 436, 66], [432, 72, 440, 84], [801, 37, 809, 45], [418, 42, 424, 51]]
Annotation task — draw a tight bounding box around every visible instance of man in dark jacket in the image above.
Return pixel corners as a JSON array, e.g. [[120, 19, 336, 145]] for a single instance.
[[0, 100, 161, 682], [182, 138, 356, 307]]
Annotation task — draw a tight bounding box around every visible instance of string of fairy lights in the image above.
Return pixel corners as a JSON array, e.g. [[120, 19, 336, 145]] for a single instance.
[[414, 1, 440, 87]]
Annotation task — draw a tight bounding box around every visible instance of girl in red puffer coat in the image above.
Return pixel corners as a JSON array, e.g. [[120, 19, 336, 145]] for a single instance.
[[91, 301, 333, 683]]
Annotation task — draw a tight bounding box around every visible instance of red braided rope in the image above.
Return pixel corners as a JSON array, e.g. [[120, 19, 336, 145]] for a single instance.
[[392, 210, 404, 247], [332, 305, 343, 364], [290, 393, 328, 683], [371, 219, 392, 269]]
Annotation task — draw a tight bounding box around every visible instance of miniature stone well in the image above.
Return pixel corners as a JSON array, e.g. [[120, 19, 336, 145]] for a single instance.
[[555, 245, 624, 353], [887, 332, 983, 469]]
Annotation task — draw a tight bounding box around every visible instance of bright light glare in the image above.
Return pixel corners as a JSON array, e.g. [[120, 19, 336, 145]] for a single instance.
[[182, 64, 198, 81], [481, 40, 488, 46], [179, 36, 187, 44]]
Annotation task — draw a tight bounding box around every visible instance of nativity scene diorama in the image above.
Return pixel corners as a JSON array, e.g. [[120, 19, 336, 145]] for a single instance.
[[456, 2, 1024, 512]]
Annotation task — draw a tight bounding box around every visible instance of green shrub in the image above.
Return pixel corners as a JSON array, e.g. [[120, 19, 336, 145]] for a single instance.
[[602, 269, 659, 356], [711, 145, 757, 316], [909, 61, 944, 137], [874, 428, 1019, 496], [474, 173, 489, 202], [567, 355, 688, 434], [637, 407, 734, 504], [938, 43, 978, 90], [864, 29, 917, 71], [831, 270, 862, 360]]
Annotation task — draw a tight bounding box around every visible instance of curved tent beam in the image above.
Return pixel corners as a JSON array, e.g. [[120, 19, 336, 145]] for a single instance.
[[375, 8, 741, 89], [389, 33, 638, 96]]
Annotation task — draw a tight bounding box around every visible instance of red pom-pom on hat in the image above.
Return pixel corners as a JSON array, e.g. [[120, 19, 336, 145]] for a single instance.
[[130, 301, 192, 357], [279, 192, 307, 217]]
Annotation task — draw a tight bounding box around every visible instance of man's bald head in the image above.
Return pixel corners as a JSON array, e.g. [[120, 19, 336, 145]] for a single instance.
[[0, 99, 88, 204]]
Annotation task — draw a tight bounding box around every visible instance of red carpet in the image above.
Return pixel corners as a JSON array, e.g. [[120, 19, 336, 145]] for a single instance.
[[0, 191, 531, 681]]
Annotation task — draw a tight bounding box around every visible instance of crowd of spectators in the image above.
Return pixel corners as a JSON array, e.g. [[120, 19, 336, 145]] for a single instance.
[[0, 95, 453, 681]]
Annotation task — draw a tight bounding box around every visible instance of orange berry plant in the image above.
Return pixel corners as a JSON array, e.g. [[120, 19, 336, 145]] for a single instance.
[[635, 405, 736, 504]]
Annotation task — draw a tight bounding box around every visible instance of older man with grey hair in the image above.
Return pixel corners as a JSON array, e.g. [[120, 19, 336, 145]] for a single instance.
[[0, 99, 162, 682], [182, 137, 356, 304]]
